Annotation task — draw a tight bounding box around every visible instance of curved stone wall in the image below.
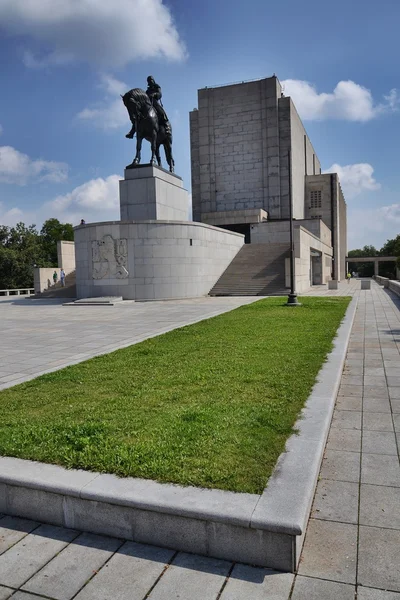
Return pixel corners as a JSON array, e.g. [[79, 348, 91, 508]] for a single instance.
[[74, 220, 244, 300]]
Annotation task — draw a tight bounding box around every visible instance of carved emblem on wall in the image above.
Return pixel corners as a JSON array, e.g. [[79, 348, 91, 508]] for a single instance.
[[92, 235, 129, 280]]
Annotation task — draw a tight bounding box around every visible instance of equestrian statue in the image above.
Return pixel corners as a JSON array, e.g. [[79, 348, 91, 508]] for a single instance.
[[122, 76, 174, 173]]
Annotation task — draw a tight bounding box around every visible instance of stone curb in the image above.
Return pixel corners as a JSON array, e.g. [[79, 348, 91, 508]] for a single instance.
[[0, 297, 357, 571]]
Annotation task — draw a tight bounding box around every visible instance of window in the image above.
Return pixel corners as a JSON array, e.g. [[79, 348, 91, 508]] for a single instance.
[[310, 190, 322, 208]]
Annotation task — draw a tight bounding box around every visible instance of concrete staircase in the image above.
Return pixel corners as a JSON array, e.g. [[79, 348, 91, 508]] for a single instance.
[[35, 270, 77, 298], [209, 244, 289, 296]]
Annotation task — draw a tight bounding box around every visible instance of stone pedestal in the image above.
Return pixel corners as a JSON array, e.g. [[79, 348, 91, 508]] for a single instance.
[[361, 280, 371, 290], [328, 280, 338, 290], [119, 165, 189, 221]]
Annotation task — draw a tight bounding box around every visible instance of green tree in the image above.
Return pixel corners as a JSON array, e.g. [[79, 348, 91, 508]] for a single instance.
[[380, 234, 400, 277], [0, 222, 49, 289], [40, 218, 74, 265], [347, 245, 378, 277]]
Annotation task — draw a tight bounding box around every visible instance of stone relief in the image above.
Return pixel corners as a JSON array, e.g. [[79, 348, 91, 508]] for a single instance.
[[92, 235, 129, 280]]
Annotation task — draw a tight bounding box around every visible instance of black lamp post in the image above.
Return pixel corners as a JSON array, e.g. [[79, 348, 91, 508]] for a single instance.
[[286, 149, 301, 306]]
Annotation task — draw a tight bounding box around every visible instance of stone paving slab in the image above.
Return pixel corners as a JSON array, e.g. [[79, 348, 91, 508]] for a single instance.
[[0, 524, 78, 589], [219, 564, 294, 599], [0, 296, 261, 391], [291, 576, 355, 599], [74, 542, 174, 600], [23, 532, 122, 600], [146, 553, 231, 600]]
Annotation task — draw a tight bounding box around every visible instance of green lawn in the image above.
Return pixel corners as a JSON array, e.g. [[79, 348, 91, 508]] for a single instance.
[[0, 297, 350, 494]]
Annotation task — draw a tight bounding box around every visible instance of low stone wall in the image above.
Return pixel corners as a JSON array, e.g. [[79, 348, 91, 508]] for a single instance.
[[388, 279, 400, 297], [375, 275, 389, 288], [74, 221, 244, 300], [33, 268, 56, 293], [375, 275, 400, 297], [57, 240, 75, 275]]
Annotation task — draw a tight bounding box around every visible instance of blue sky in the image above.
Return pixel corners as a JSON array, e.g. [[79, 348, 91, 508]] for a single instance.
[[0, 0, 399, 250]]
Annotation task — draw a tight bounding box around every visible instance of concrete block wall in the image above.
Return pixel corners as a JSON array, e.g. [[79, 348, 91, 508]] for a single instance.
[[294, 227, 333, 292], [190, 77, 323, 224], [57, 241, 75, 274], [33, 268, 57, 293], [190, 77, 285, 220], [74, 221, 244, 301], [120, 166, 188, 222]]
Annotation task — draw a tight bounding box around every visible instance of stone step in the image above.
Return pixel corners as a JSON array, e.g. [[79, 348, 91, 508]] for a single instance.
[[209, 243, 289, 296]]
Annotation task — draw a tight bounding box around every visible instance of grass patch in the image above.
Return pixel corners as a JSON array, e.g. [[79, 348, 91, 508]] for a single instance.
[[0, 297, 350, 494]]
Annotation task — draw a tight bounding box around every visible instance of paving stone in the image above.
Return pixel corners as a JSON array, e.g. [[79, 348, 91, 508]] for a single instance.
[[147, 552, 231, 600], [364, 359, 384, 368], [0, 525, 77, 589], [298, 519, 357, 584], [8, 593, 47, 600], [320, 449, 360, 483], [361, 454, 400, 487], [357, 586, 400, 599], [326, 428, 361, 453], [336, 396, 363, 411], [74, 541, 174, 600], [387, 377, 400, 387], [0, 586, 13, 600], [363, 397, 392, 413], [331, 410, 362, 429], [312, 479, 358, 524], [219, 564, 293, 600], [385, 368, 400, 377], [291, 576, 355, 599], [364, 376, 387, 387], [362, 430, 398, 455], [393, 414, 400, 432], [358, 526, 400, 592], [360, 484, 400, 530], [365, 368, 385, 376], [23, 532, 122, 600], [363, 387, 389, 399], [389, 387, 400, 399], [391, 399, 400, 413], [363, 412, 394, 432], [0, 517, 38, 555], [341, 375, 364, 386], [339, 385, 363, 397]]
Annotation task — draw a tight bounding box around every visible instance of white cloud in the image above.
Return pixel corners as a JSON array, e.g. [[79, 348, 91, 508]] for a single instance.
[[0, 146, 68, 185], [0, 0, 186, 68], [77, 75, 128, 130], [324, 163, 380, 199], [282, 79, 398, 121], [0, 203, 24, 226], [347, 203, 400, 250], [46, 175, 120, 223], [0, 174, 121, 229]]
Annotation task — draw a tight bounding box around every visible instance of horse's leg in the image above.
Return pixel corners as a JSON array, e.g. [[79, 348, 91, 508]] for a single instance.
[[164, 139, 175, 173], [155, 143, 162, 167], [150, 130, 157, 166], [134, 134, 142, 164]]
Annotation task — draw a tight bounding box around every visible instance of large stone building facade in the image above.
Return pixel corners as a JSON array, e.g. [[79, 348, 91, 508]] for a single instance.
[[190, 76, 347, 291]]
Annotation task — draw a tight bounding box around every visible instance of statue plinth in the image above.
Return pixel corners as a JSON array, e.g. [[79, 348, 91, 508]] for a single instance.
[[119, 165, 188, 221]]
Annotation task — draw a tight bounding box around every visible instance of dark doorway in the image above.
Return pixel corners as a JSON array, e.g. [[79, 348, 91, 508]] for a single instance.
[[219, 223, 251, 243]]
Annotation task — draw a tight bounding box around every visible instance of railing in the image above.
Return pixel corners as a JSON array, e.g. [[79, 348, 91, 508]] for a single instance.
[[0, 288, 35, 296]]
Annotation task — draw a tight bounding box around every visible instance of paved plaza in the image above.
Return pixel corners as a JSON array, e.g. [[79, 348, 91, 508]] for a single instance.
[[0, 295, 260, 390], [0, 281, 399, 598]]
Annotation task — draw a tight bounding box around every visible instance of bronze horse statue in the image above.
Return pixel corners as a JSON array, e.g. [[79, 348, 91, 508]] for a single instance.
[[122, 88, 175, 173]]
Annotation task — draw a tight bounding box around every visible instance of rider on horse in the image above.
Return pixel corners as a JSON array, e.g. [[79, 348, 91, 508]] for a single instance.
[[125, 76, 171, 139]]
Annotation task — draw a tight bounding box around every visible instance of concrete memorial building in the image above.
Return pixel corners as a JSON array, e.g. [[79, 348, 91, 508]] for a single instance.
[[190, 75, 347, 295], [69, 74, 347, 301]]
